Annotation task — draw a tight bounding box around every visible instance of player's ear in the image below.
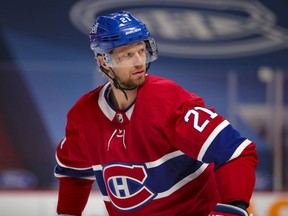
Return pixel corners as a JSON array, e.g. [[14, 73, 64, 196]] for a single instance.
[[97, 55, 110, 70]]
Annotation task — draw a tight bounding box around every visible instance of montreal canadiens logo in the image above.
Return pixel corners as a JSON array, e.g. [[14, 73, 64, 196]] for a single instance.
[[69, 0, 288, 58], [103, 163, 155, 212]]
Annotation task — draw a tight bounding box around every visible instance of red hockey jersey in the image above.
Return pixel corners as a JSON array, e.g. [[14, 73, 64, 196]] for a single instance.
[[55, 75, 258, 216]]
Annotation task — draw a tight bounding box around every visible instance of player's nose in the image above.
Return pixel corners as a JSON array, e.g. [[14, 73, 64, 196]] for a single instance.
[[133, 52, 145, 65]]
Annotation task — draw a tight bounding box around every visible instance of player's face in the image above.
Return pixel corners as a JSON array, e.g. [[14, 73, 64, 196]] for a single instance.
[[109, 42, 147, 89]]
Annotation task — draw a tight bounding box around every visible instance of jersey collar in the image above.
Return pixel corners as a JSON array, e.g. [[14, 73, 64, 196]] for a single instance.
[[98, 82, 135, 121]]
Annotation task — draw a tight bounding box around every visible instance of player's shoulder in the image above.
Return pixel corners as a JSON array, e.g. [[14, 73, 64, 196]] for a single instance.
[[68, 84, 104, 116], [143, 74, 201, 101], [145, 74, 180, 88]]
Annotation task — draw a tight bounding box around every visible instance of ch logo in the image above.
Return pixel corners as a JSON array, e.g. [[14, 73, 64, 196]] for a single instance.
[[103, 164, 155, 212]]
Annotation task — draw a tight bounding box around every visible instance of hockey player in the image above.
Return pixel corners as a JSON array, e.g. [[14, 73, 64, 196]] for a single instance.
[[54, 11, 258, 216]]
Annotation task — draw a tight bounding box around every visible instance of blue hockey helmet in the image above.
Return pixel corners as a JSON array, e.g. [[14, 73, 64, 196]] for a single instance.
[[89, 11, 158, 66]]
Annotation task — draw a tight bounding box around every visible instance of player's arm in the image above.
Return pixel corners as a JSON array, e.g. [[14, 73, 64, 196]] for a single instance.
[[165, 101, 258, 213], [213, 141, 257, 206], [56, 177, 94, 216], [55, 111, 95, 216]]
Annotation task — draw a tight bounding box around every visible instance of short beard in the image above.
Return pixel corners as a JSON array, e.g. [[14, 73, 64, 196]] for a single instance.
[[116, 73, 146, 90]]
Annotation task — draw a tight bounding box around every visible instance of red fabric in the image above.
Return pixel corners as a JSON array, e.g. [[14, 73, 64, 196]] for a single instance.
[[215, 143, 258, 204], [57, 177, 94, 216]]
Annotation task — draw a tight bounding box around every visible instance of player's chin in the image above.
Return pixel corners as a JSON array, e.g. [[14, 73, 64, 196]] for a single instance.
[[133, 76, 146, 87]]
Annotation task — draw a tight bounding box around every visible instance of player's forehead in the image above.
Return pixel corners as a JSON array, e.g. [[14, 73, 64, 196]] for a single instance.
[[111, 41, 145, 54]]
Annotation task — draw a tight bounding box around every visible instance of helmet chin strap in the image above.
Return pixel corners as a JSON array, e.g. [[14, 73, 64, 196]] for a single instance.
[[100, 62, 151, 101], [100, 66, 137, 101]]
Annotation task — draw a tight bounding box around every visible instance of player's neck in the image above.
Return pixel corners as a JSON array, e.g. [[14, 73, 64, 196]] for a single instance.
[[110, 87, 137, 111]]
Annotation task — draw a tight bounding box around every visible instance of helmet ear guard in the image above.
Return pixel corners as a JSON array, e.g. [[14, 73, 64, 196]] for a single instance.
[[145, 38, 158, 63]]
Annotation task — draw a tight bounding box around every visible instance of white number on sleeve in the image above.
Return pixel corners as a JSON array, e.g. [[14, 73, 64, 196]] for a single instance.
[[184, 107, 218, 132]]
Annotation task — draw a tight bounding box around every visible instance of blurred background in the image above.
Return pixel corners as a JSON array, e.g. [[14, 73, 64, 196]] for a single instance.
[[0, 0, 287, 215]]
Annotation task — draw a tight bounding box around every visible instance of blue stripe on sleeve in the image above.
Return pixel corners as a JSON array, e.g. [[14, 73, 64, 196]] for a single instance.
[[202, 124, 246, 168], [54, 164, 95, 178]]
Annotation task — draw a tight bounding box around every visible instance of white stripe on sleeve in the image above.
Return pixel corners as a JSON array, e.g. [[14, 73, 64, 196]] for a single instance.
[[197, 120, 230, 161]]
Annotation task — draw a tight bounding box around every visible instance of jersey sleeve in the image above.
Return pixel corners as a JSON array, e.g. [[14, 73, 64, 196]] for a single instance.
[[164, 100, 258, 204], [54, 108, 95, 215], [55, 109, 95, 179]]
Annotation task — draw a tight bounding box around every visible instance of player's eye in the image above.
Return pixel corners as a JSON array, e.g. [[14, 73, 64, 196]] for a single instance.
[[138, 48, 145, 55], [118, 52, 133, 61]]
